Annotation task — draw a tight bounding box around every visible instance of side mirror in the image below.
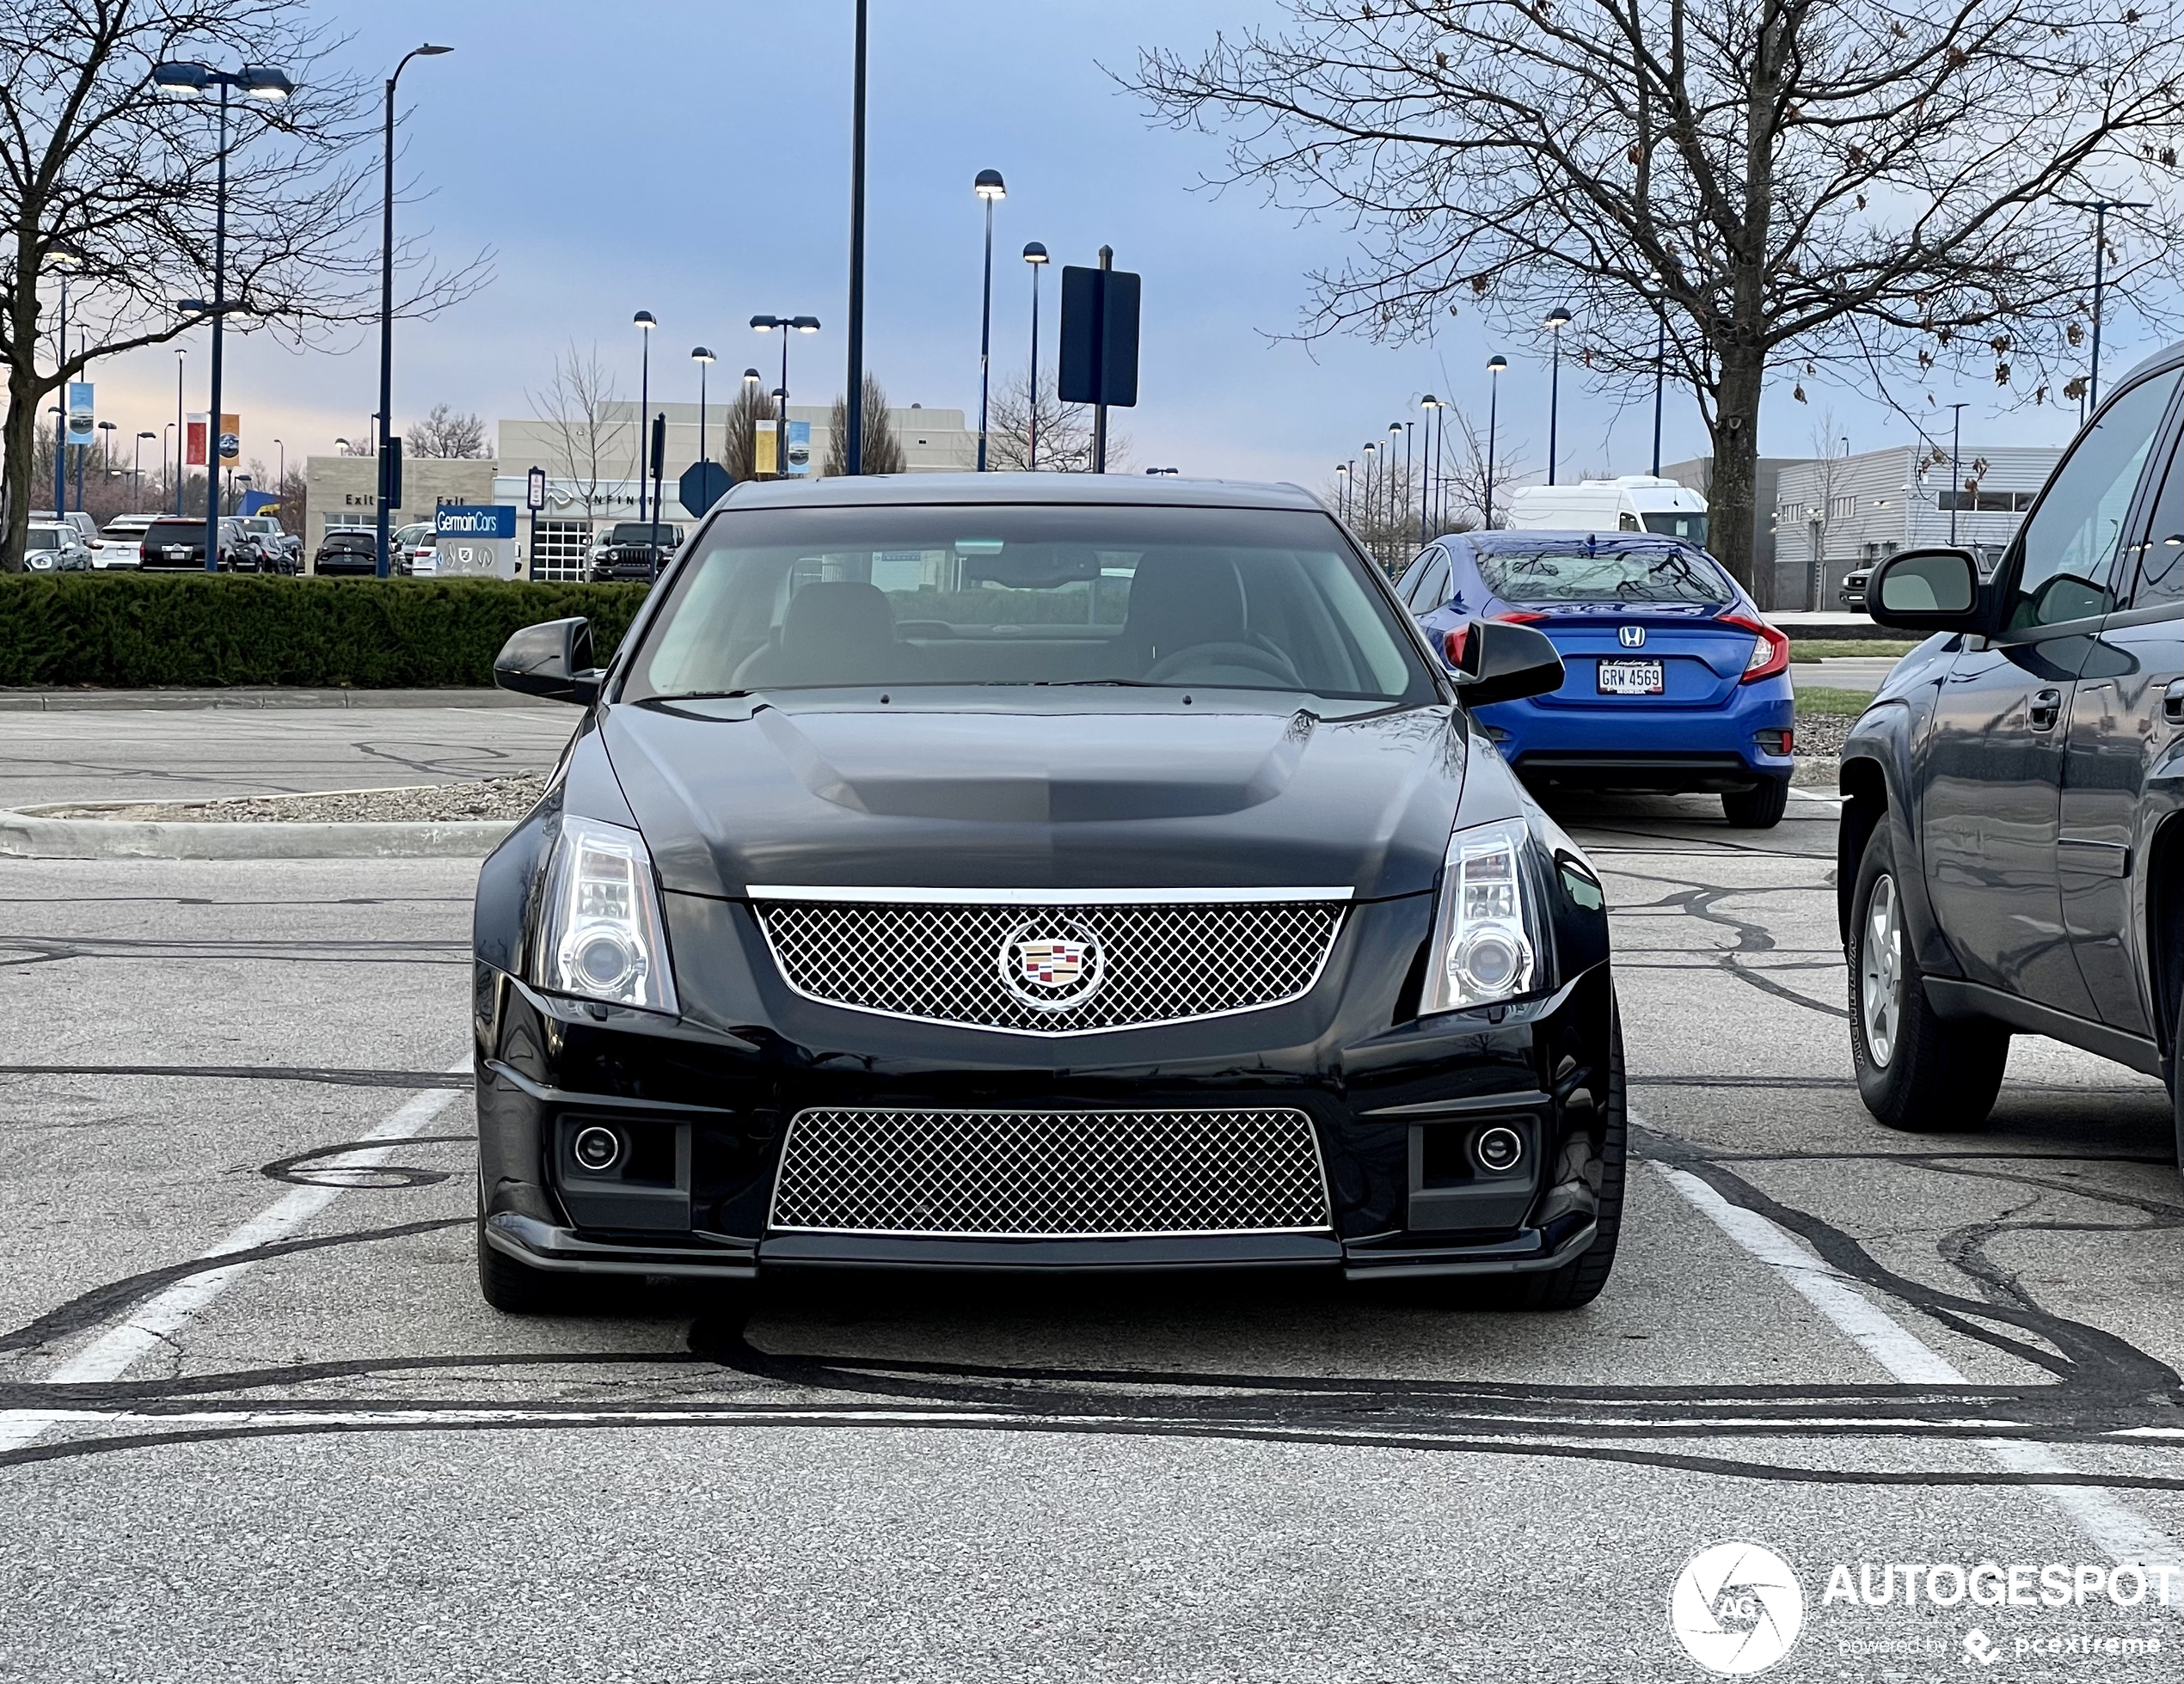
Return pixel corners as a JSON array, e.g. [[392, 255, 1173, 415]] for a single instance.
[[1866, 547, 1990, 634], [1443, 618, 1566, 707], [494, 616, 602, 705]]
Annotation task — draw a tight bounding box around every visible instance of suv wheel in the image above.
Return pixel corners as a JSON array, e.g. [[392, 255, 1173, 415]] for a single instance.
[[1849, 824, 2008, 1130], [1722, 777, 1789, 830]]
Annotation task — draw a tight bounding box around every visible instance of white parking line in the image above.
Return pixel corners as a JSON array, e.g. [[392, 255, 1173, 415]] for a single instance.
[[0, 1069, 468, 1457], [1656, 1161, 2183, 1586]]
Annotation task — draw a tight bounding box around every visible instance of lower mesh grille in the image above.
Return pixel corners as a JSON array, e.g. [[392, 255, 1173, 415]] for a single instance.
[[768, 1107, 1332, 1239]]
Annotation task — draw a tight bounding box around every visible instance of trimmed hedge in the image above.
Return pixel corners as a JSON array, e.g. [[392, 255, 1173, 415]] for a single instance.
[[0, 574, 650, 689]]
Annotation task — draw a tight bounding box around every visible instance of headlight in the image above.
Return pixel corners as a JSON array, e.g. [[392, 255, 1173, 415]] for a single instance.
[[532, 814, 678, 1013], [28, 554, 53, 570], [1421, 816, 1547, 1015]]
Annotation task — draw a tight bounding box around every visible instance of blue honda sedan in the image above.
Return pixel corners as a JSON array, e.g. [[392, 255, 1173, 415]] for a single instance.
[[1396, 531, 1794, 828]]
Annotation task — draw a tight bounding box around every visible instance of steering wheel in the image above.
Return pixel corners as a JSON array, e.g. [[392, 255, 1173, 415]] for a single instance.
[[1143, 641, 1303, 686]]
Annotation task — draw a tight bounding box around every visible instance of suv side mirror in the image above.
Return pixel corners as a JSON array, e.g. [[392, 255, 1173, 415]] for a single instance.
[[1443, 617, 1567, 707], [1866, 547, 1991, 634], [494, 616, 602, 705]]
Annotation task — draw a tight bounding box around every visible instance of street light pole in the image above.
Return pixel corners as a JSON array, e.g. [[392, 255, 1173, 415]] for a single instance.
[[49, 253, 75, 517], [1386, 423, 1402, 554], [2058, 198, 2149, 411], [691, 346, 715, 471], [1651, 310, 1667, 476], [1023, 242, 1048, 470], [1948, 401, 1969, 546], [1402, 421, 1415, 547], [1543, 305, 1573, 486], [1334, 462, 1349, 522], [633, 310, 654, 519], [1485, 354, 1508, 529], [1361, 442, 1378, 558], [1419, 396, 1444, 542], [172, 347, 187, 515], [844, 0, 868, 476], [372, 44, 451, 579], [134, 432, 153, 511], [750, 316, 821, 476], [974, 169, 1006, 470]]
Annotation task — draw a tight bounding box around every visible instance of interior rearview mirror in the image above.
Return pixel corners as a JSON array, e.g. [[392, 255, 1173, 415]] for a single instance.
[[494, 616, 602, 705], [1867, 547, 1985, 633], [1443, 618, 1567, 707]]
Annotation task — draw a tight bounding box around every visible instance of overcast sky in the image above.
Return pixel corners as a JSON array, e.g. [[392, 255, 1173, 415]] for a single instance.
[[85, 0, 2159, 492]]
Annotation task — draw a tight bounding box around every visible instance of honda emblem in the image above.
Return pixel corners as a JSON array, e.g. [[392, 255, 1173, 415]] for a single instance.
[[1618, 624, 1646, 648]]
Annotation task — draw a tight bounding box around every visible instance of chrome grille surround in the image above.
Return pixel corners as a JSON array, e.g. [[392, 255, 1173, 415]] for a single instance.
[[767, 1106, 1333, 1239], [748, 885, 1350, 1036]]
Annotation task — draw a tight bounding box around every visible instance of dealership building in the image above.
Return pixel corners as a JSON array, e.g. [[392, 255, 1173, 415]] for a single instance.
[[304, 400, 977, 579]]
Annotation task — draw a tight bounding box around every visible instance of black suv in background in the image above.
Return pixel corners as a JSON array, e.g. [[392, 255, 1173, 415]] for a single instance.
[[1839, 346, 2184, 1173], [313, 529, 382, 576], [138, 517, 253, 571], [588, 522, 683, 582]]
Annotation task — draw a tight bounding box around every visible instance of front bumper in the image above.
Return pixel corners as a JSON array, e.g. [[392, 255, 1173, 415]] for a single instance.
[[473, 890, 1617, 1283]]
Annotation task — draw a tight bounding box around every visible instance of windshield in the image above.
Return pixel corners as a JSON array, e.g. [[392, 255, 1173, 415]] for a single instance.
[[1476, 545, 1732, 606], [607, 524, 680, 544], [624, 504, 1434, 707], [26, 530, 62, 549], [1641, 511, 1708, 544]]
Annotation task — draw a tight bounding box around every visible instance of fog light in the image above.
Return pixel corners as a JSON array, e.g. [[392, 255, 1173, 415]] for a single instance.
[[1475, 1125, 1524, 1174], [1756, 728, 1793, 756], [572, 1125, 623, 1173]]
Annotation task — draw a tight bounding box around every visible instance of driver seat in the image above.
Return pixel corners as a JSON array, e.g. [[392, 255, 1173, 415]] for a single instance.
[[1114, 550, 1248, 673]]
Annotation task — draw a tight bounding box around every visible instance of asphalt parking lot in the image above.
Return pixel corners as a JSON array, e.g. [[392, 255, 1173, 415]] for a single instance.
[[0, 713, 2180, 1681]]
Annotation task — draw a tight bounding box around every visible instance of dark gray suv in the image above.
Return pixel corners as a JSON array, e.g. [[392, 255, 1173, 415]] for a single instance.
[[1838, 347, 2184, 1174]]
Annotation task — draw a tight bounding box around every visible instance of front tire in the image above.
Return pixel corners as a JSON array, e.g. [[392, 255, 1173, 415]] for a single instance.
[[476, 1208, 580, 1314], [1505, 995, 1627, 1310], [1849, 824, 2008, 1131], [1722, 777, 1789, 829]]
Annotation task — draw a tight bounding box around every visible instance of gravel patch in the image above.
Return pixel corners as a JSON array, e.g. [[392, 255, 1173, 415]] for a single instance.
[[33, 776, 548, 824], [1794, 710, 1852, 761]]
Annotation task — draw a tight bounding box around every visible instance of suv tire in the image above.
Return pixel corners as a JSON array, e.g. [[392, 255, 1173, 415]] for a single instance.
[[1849, 824, 2009, 1131], [1722, 777, 1790, 830]]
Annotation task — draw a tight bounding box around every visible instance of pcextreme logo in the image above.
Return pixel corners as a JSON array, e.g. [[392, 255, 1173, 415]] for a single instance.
[[1669, 1542, 1807, 1675]]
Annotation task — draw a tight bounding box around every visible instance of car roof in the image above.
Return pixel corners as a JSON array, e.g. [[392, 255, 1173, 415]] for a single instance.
[[716, 471, 1325, 513]]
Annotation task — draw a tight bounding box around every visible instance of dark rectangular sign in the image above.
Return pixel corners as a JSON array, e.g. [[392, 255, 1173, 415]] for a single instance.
[[1058, 266, 1141, 408]]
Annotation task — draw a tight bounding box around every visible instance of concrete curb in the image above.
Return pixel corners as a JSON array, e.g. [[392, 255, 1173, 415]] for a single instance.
[[0, 689, 555, 712], [0, 810, 515, 860]]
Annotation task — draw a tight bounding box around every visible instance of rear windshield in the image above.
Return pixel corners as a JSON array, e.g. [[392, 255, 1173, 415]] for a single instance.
[[1476, 546, 1732, 605], [142, 523, 202, 548], [624, 504, 1435, 709]]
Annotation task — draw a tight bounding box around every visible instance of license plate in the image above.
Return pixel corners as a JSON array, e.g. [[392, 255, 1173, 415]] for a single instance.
[[166, 548, 187, 559], [1597, 658, 1665, 695]]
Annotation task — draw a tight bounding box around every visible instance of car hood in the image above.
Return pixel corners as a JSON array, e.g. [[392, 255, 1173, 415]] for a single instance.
[[598, 691, 1468, 900]]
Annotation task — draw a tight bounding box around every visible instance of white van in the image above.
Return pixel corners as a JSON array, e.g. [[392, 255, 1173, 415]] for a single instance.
[[1508, 475, 1709, 545]]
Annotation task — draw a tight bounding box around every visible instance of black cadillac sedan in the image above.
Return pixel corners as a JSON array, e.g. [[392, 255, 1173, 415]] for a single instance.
[[473, 475, 1620, 1313]]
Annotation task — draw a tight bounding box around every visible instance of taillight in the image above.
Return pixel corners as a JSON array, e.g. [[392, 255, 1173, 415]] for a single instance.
[[1443, 625, 1473, 672], [1721, 614, 1789, 683]]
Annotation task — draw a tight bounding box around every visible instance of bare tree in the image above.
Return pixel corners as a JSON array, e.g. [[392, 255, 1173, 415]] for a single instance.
[[987, 372, 1125, 474], [1432, 411, 1522, 535], [404, 402, 491, 459], [1132, 0, 2184, 589], [719, 382, 777, 484], [823, 374, 907, 475], [0, 0, 489, 569], [526, 344, 627, 520]]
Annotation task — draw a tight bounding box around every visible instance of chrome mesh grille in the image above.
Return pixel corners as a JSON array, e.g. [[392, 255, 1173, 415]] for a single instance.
[[768, 1107, 1332, 1238], [753, 897, 1345, 1034]]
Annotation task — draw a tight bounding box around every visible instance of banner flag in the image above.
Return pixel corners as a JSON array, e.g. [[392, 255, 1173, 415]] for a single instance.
[[218, 413, 241, 468], [186, 414, 207, 468], [754, 419, 778, 477]]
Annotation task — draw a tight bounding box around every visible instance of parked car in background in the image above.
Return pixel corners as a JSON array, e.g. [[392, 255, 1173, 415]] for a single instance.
[[387, 521, 437, 577], [236, 515, 301, 573], [1839, 347, 2184, 1177], [91, 512, 154, 569], [138, 516, 253, 572], [1838, 566, 1871, 610], [1397, 530, 1794, 828], [31, 511, 101, 549], [313, 528, 382, 577], [587, 522, 683, 581], [21, 522, 93, 572]]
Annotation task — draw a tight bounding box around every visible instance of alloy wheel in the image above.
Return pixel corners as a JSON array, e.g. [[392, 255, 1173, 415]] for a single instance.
[[1862, 873, 1903, 1068]]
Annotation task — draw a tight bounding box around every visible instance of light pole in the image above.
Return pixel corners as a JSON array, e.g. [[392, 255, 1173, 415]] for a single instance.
[[1650, 308, 1667, 476], [1022, 242, 1048, 469], [750, 316, 820, 476], [171, 346, 187, 515], [632, 310, 655, 519], [160, 426, 173, 511], [155, 56, 294, 567], [1485, 354, 1508, 529], [1419, 395, 1443, 542], [334, 437, 351, 455], [1386, 423, 1402, 549], [134, 432, 154, 511], [2058, 198, 2150, 411], [1948, 401, 1969, 546], [1402, 421, 1415, 545], [1335, 462, 1349, 522], [97, 421, 117, 504], [1361, 441, 1378, 557], [691, 346, 715, 471], [1543, 304, 1573, 486], [973, 168, 1006, 470], [48, 246, 78, 517], [844, 0, 869, 476], [366, 44, 452, 577]]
